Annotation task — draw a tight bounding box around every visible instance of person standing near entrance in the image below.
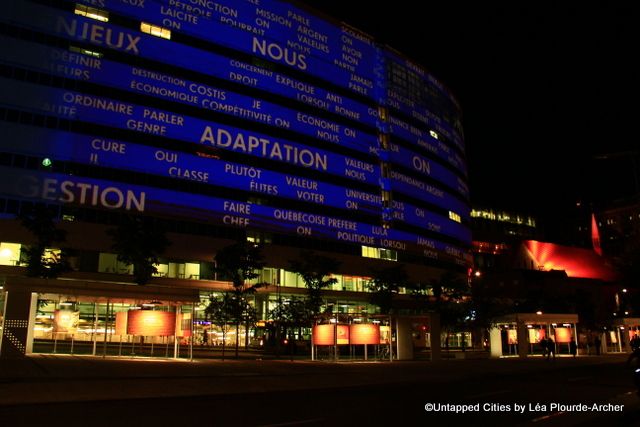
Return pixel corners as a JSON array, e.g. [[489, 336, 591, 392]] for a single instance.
[[540, 337, 548, 357], [547, 337, 556, 360], [594, 336, 602, 355], [570, 340, 577, 357]]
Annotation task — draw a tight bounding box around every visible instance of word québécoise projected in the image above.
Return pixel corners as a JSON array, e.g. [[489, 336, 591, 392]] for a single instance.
[[0, 167, 471, 266], [0, 1, 471, 263], [0, 122, 471, 244]]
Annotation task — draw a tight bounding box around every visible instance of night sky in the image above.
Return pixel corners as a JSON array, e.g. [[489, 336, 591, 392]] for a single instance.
[[302, 2, 639, 222]]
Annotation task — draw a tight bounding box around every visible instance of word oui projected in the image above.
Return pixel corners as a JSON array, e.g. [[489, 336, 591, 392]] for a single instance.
[[0, 1, 472, 264]]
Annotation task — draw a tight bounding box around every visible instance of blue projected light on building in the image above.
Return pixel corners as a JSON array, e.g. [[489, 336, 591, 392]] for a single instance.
[[0, 0, 472, 267]]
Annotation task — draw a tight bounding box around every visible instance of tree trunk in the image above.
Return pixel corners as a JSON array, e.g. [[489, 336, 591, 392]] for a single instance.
[[235, 322, 240, 358], [221, 326, 226, 361], [275, 324, 280, 358], [245, 320, 250, 348]]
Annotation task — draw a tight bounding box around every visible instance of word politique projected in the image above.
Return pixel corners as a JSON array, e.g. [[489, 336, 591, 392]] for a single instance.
[[0, 2, 472, 257], [0, 122, 471, 243], [0, 167, 471, 265]]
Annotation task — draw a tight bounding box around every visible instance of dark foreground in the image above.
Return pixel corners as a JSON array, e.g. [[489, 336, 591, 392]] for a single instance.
[[0, 354, 637, 426]]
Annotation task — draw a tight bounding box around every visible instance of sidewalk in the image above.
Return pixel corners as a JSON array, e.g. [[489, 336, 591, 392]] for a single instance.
[[0, 353, 630, 407]]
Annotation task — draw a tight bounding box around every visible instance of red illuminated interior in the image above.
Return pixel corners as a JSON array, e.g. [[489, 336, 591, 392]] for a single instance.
[[524, 240, 618, 281]]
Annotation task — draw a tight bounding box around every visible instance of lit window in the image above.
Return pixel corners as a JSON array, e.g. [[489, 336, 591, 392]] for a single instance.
[[0, 242, 21, 266], [43, 248, 62, 266], [379, 248, 398, 261], [141, 22, 171, 39], [69, 46, 103, 58], [247, 231, 272, 245], [379, 134, 389, 149], [361, 246, 397, 261], [429, 130, 439, 139], [74, 4, 109, 22], [382, 191, 391, 204], [378, 106, 388, 121], [449, 211, 461, 223]]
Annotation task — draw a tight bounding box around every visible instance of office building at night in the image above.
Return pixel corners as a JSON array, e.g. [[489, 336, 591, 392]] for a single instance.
[[469, 206, 627, 357], [0, 0, 470, 358]]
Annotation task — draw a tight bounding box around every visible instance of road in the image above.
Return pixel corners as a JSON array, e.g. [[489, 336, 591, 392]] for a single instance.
[[0, 356, 638, 426]]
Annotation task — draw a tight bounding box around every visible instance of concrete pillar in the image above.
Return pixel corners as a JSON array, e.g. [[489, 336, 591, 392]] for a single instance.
[[489, 327, 503, 358], [395, 317, 414, 360], [516, 319, 528, 358], [255, 294, 267, 321], [429, 312, 441, 361], [0, 291, 38, 358], [622, 327, 631, 353]]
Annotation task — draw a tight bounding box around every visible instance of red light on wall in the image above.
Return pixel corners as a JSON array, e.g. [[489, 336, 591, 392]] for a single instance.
[[524, 240, 618, 281], [176, 312, 192, 337], [127, 310, 176, 336], [312, 324, 334, 345], [528, 328, 545, 343], [115, 311, 128, 335], [53, 310, 79, 333], [554, 327, 572, 343], [336, 325, 349, 345], [312, 324, 350, 345], [350, 324, 380, 345], [591, 214, 603, 256], [380, 325, 391, 344]]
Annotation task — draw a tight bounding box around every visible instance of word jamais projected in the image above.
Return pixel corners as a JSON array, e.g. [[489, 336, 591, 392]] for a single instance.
[[0, 167, 470, 266], [0, 0, 471, 266]]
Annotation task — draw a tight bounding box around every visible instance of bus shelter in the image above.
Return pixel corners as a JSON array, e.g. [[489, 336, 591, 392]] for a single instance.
[[490, 313, 579, 358]]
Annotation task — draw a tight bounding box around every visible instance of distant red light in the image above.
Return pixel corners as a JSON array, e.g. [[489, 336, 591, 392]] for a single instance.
[[524, 240, 618, 281]]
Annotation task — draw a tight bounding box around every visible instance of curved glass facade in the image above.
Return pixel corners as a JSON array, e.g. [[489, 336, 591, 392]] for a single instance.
[[0, 0, 470, 266]]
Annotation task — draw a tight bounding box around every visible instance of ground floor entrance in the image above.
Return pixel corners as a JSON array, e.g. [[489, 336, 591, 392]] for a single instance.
[[490, 313, 579, 358], [0, 276, 199, 359]]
